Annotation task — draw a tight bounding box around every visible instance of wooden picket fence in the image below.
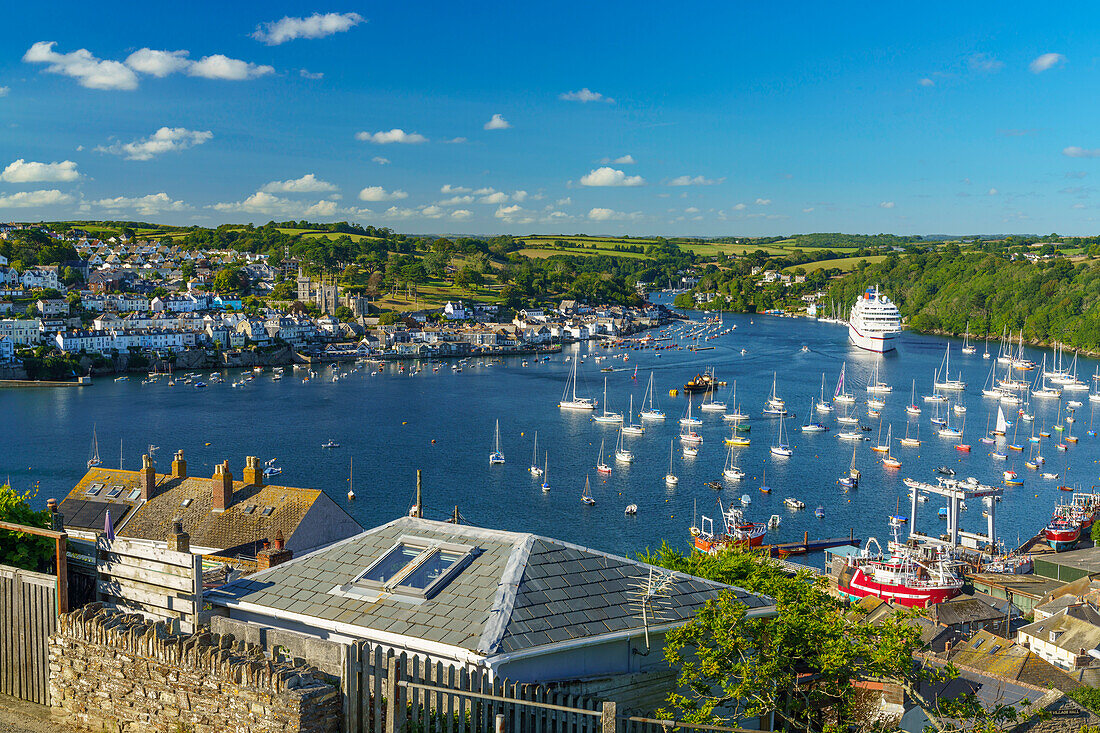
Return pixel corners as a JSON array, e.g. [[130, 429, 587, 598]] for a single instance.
[[0, 565, 57, 705], [343, 644, 758, 733]]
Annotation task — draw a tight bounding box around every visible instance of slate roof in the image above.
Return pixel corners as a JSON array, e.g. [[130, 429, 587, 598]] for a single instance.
[[929, 597, 1003, 627], [207, 516, 775, 658]]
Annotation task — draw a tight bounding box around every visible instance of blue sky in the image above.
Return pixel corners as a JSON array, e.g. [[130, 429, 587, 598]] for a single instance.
[[1, 1, 1099, 236]]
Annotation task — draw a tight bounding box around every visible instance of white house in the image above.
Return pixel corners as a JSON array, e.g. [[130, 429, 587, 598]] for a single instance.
[[443, 301, 467, 320], [0, 318, 43, 345], [0, 335, 13, 362], [21, 266, 60, 290]]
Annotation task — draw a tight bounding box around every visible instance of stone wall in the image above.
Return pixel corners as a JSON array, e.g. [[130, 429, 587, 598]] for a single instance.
[[49, 605, 341, 733]]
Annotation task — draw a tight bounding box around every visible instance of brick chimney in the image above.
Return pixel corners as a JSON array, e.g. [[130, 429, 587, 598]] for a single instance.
[[257, 530, 292, 570], [171, 450, 187, 479], [140, 454, 156, 501], [211, 461, 233, 512], [166, 520, 190, 554], [242, 456, 263, 487]]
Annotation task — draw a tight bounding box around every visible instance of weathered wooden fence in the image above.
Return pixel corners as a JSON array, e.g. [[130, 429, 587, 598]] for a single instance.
[[340, 645, 759, 733], [0, 565, 58, 705], [96, 537, 202, 632]]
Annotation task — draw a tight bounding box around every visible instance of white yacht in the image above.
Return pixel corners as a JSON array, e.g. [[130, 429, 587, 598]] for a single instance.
[[848, 286, 902, 353]]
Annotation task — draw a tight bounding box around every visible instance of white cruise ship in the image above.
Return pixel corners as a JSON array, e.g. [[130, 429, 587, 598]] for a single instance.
[[848, 286, 902, 353]]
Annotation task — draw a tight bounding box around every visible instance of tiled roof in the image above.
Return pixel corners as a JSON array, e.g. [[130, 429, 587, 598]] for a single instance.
[[950, 629, 1082, 693], [1019, 604, 1100, 655], [929, 597, 1003, 627], [60, 466, 360, 557], [208, 516, 775, 658]]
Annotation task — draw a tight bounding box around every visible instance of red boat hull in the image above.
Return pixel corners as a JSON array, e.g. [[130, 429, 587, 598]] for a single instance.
[[839, 568, 960, 608]]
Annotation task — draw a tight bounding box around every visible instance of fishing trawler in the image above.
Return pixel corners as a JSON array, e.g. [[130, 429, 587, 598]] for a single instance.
[[690, 501, 767, 552], [836, 538, 963, 607]]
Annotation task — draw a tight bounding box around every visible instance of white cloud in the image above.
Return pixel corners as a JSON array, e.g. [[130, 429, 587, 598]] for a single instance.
[[668, 174, 723, 186], [732, 203, 747, 211], [612, 154, 635, 165], [988, 187, 998, 196], [587, 207, 641, 221], [252, 12, 365, 45], [684, 206, 700, 214], [124, 49, 191, 77], [444, 137, 468, 144], [580, 167, 645, 187], [441, 184, 470, 194], [25, 41, 273, 89], [0, 189, 73, 208], [802, 207, 815, 213], [212, 191, 340, 217], [879, 201, 895, 209], [438, 195, 474, 206], [512, 190, 528, 202], [188, 54, 274, 80], [451, 209, 473, 221], [0, 86, 8, 97], [1030, 53, 1066, 74], [305, 200, 338, 217], [968, 54, 1003, 73], [0, 159, 80, 183], [358, 186, 408, 202], [484, 114, 511, 130], [1063, 146, 1100, 159], [420, 205, 445, 218], [23, 41, 138, 90], [918, 77, 935, 87], [479, 192, 509, 204], [556, 197, 572, 206], [300, 69, 324, 80], [559, 88, 614, 103], [94, 192, 187, 215], [97, 127, 212, 161], [355, 129, 427, 144], [261, 174, 338, 193], [494, 204, 532, 224], [371, 156, 390, 165], [755, 198, 771, 205], [473, 187, 496, 195]]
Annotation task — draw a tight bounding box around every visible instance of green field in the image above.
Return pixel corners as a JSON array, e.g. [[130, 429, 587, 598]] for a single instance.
[[517, 246, 647, 260], [785, 254, 888, 273], [372, 280, 503, 312]]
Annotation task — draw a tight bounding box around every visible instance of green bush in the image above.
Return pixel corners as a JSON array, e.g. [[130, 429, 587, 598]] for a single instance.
[[0, 485, 54, 572]]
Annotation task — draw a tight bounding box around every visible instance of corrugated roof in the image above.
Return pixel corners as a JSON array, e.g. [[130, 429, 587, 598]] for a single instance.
[[207, 516, 775, 658]]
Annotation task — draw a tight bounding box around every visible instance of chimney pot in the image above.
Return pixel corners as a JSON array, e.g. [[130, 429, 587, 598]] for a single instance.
[[167, 519, 190, 554], [140, 454, 156, 501], [242, 455, 263, 488], [171, 450, 187, 479], [46, 498, 57, 512], [258, 531, 292, 570], [212, 461, 233, 511]]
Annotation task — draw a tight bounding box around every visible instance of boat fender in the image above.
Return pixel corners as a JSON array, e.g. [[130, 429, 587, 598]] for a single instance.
[[431, 439, 436, 444]]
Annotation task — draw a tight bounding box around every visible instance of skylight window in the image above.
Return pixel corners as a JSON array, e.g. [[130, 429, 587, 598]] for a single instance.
[[180, 498, 193, 508], [85, 483, 104, 497], [334, 536, 481, 602], [106, 485, 124, 499], [127, 489, 141, 501]]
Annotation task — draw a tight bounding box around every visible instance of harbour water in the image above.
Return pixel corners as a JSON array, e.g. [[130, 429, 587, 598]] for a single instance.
[[4, 304, 1100, 561]]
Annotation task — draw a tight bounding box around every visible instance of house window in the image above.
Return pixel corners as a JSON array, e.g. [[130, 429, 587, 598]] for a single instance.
[[336, 536, 481, 602], [990, 645, 1002, 654], [241, 505, 256, 515], [973, 638, 984, 649], [181, 498, 193, 508], [85, 482, 104, 497], [106, 485, 124, 499], [127, 489, 141, 501]]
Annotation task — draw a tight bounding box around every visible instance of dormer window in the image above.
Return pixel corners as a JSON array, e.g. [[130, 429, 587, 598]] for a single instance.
[[333, 536, 481, 603]]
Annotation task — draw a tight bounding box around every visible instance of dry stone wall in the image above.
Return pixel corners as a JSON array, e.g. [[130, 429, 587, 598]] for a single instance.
[[49, 604, 340, 733]]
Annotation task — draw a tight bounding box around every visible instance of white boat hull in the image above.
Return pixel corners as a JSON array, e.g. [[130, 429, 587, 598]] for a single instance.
[[848, 323, 898, 353]]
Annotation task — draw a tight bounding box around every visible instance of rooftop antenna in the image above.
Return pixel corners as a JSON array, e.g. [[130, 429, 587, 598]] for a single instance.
[[409, 469, 423, 518], [630, 567, 675, 653]]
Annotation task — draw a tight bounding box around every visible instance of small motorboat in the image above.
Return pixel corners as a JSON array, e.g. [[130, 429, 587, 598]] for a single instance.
[[935, 466, 955, 476], [814, 506, 825, 518], [624, 504, 637, 515], [322, 440, 340, 449], [784, 498, 805, 510]]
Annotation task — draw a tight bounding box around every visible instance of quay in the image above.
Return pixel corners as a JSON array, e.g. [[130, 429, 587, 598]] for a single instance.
[[760, 530, 860, 557], [0, 376, 91, 388]]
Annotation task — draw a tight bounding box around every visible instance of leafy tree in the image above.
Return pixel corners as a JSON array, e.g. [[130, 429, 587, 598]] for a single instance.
[[270, 281, 297, 301], [334, 306, 355, 321], [180, 262, 197, 280], [0, 485, 54, 572], [378, 311, 401, 325], [643, 543, 935, 730], [213, 266, 249, 294]]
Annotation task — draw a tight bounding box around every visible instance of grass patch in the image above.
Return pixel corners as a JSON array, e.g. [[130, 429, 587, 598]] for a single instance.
[[785, 255, 889, 273]]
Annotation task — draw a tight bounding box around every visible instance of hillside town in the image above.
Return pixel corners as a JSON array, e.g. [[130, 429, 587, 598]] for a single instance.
[[0, 225, 674, 372]]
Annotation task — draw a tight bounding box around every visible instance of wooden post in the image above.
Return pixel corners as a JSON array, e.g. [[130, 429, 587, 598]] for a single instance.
[[385, 655, 401, 733], [601, 701, 617, 733], [56, 533, 68, 614], [494, 713, 505, 733]]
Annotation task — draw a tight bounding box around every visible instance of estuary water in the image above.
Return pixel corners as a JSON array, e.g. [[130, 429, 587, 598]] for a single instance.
[[4, 302, 1100, 562]]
